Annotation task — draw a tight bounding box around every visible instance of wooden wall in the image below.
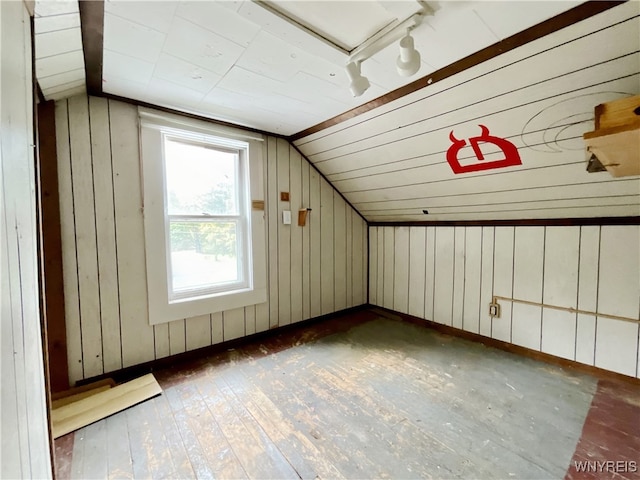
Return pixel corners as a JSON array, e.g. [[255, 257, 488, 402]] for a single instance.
[[369, 224, 640, 379], [294, 3, 639, 222], [1, 1, 52, 477], [55, 95, 367, 384]]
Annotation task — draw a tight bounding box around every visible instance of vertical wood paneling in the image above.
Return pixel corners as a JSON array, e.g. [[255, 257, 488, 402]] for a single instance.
[[408, 227, 426, 318], [267, 137, 279, 328], [463, 227, 482, 334], [1, 3, 51, 475], [186, 314, 212, 351], [277, 138, 291, 325], [576, 226, 599, 366], [433, 227, 454, 325], [211, 312, 224, 344], [289, 146, 303, 323], [492, 227, 514, 343], [346, 208, 353, 308], [56, 100, 83, 382], [69, 95, 103, 378], [376, 227, 384, 306], [352, 213, 364, 306], [309, 168, 321, 318], [452, 227, 465, 330], [53, 96, 373, 383], [244, 306, 256, 335], [154, 324, 170, 360], [301, 153, 311, 320], [393, 227, 410, 314], [382, 227, 395, 310], [479, 227, 494, 337], [169, 320, 187, 356], [224, 308, 246, 341], [334, 194, 347, 311], [424, 227, 435, 321], [109, 100, 155, 368], [512, 227, 544, 350], [369, 226, 378, 306], [595, 226, 640, 376], [542, 227, 580, 360], [371, 224, 639, 379], [320, 178, 334, 314], [88, 96, 122, 373]]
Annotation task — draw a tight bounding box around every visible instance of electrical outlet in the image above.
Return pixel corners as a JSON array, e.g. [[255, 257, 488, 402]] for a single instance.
[[489, 302, 501, 318]]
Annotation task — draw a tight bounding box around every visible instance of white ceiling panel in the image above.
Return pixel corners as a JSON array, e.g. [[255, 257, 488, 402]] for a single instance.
[[175, 2, 260, 47], [103, 49, 155, 84], [294, 2, 640, 221], [34, 0, 86, 101], [34, 12, 80, 34], [473, 1, 583, 40], [162, 16, 245, 75], [35, 28, 82, 59], [104, 0, 177, 32], [35, 0, 77, 17], [154, 53, 223, 94], [36, 49, 84, 79], [104, 12, 166, 62], [38, 68, 84, 89]]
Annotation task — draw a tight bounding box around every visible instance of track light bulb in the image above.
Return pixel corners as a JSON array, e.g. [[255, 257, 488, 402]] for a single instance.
[[346, 61, 370, 97], [396, 33, 421, 77]]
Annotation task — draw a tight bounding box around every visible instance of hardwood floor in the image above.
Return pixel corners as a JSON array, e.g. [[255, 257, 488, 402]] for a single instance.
[[54, 310, 639, 479]]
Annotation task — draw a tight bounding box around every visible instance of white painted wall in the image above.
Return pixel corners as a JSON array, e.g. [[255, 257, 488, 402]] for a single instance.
[[1, 1, 52, 477], [370, 225, 640, 379], [55, 95, 368, 384]]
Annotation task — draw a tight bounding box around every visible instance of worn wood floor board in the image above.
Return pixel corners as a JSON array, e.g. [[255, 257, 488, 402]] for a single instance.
[[200, 373, 302, 480], [104, 413, 134, 480], [223, 370, 344, 480], [174, 382, 248, 479], [151, 393, 195, 479], [79, 421, 108, 479], [55, 312, 638, 480], [163, 387, 215, 480]]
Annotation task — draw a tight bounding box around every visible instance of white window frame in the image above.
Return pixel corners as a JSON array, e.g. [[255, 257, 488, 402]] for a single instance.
[[139, 109, 267, 325]]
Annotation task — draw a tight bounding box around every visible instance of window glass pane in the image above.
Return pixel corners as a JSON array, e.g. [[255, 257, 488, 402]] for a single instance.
[[165, 139, 238, 216], [169, 220, 240, 293]]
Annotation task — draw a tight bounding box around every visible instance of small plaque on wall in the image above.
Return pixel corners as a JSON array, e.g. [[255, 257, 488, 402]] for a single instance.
[[252, 200, 265, 211]]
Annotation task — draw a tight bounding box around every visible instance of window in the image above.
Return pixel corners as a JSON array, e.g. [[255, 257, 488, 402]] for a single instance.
[[140, 109, 267, 325]]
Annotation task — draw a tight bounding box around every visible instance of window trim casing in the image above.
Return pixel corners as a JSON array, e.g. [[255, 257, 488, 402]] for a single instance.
[[139, 109, 267, 325]]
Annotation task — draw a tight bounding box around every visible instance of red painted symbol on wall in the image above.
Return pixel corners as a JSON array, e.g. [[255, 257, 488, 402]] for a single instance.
[[446, 125, 521, 174]]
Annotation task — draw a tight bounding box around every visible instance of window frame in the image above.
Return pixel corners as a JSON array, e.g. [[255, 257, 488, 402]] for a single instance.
[[139, 109, 267, 325]]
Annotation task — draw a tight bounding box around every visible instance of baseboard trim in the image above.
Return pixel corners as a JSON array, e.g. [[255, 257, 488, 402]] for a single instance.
[[371, 306, 640, 386], [76, 305, 369, 387]]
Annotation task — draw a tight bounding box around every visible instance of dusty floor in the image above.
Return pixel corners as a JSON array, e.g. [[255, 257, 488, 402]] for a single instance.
[[55, 310, 640, 479]]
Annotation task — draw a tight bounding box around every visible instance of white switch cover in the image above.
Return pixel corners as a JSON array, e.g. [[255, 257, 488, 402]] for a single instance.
[[283, 210, 291, 225]]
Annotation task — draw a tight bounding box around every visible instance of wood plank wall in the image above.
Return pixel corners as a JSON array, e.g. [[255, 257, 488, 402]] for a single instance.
[[294, 3, 640, 222], [54, 95, 367, 384], [369, 225, 640, 379], [0, 1, 51, 478]]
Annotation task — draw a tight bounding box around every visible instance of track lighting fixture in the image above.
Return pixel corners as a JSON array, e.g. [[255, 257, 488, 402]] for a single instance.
[[346, 61, 371, 97], [396, 32, 421, 77]]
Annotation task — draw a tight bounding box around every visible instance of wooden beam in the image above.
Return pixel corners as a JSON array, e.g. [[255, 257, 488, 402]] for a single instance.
[[37, 100, 70, 394], [78, 0, 104, 95]]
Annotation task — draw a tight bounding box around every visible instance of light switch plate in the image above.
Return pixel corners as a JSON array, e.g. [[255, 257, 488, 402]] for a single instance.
[[283, 210, 291, 225]]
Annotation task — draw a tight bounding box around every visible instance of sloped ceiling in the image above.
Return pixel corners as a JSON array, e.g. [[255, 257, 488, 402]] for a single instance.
[[33, 1, 639, 222], [294, 2, 640, 221], [36, 0, 587, 135]]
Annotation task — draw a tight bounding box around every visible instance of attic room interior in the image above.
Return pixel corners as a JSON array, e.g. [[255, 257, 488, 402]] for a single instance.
[[2, 0, 640, 478]]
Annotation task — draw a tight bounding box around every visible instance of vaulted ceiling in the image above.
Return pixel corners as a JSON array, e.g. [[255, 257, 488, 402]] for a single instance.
[[33, 1, 640, 222]]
